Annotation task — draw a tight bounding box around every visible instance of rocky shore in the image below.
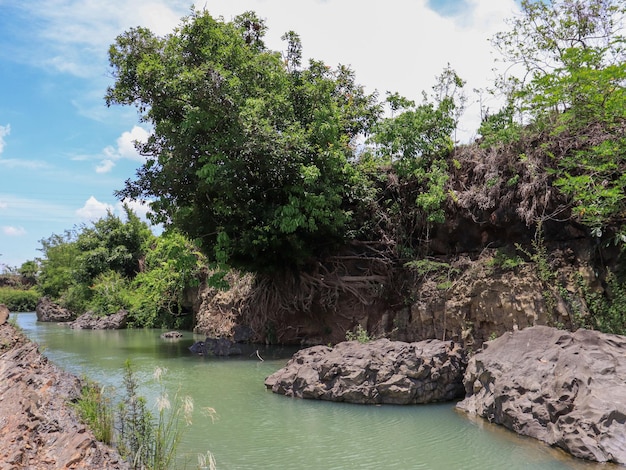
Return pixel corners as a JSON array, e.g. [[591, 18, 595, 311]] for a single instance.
[[0, 305, 128, 469]]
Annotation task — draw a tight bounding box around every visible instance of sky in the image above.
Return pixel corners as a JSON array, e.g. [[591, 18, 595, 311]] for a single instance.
[[0, 0, 521, 270]]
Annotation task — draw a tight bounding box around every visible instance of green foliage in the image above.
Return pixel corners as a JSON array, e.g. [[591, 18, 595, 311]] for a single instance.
[[486, 249, 525, 270], [345, 324, 371, 343], [38, 230, 80, 299], [88, 271, 131, 316], [17, 260, 39, 285], [584, 271, 626, 335], [0, 287, 39, 312], [404, 258, 460, 292], [128, 230, 205, 328], [107, 9, 381, 274], [74, 206, 153, 284], [73, 380, 114, 444], [488, 0, 626, 240], [37, 208, 154, 317]]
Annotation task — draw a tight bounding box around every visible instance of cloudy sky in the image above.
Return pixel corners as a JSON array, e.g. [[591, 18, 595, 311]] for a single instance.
[[0, 0, 520, 269]]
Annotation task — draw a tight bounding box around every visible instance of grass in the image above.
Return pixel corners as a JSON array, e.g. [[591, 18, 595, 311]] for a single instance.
[[73, 360, 215, 469]]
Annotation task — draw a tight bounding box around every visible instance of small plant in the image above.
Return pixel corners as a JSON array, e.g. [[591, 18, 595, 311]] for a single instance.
[[487, 249, 525, 270], [73, 379, 114, 444], [116, 360, 195, 470], [345, 324, 371, 343]]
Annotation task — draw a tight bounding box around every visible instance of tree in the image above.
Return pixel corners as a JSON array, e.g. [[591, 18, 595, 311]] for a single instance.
[[364, 67, 465, 252], [38, 230, 80, 299], [489, 0, 626, 240], [73, 205, 153, 284], [106, 9, 380, 274]]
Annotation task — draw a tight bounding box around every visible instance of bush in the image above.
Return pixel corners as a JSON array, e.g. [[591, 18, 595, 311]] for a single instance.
[[0, 287, 40, 312]]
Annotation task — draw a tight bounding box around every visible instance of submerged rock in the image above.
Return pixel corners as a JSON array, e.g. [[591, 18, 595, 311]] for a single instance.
[[457, 325, 626, 465], [189, 337, 242, 356], [160, 331, 183, 339], [69, 309, 128, 330], [36, 296, 75, 322], [265, 338, 466, 404]]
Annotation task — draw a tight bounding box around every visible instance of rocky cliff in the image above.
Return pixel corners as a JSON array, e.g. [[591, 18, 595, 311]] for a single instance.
[[0, 306, 128, 469]]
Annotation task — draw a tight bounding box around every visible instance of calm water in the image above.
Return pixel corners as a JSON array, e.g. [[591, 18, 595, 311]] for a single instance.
[[12, 312, 611, 470]]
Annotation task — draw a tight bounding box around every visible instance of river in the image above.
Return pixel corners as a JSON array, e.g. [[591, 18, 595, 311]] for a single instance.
[[13, 312, 609, 469]]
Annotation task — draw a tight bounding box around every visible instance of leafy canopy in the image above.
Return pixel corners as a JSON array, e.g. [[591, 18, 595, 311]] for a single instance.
[[106, 9, 381, 274], [487, 0, 626, 240]]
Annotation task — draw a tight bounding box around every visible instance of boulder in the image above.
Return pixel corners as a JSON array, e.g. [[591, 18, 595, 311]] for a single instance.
[[457, 325, 626, 465], [160, 331, 183, 339], [69, 309, 128, 330], [189, 337, 242, 356], [265, 338, 466, 405], [0, 304, 9, 325], [35, 297, 75, 322]]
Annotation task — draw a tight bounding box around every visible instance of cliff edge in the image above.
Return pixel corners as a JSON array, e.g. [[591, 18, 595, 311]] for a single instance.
[[0, 306, 128, 469]]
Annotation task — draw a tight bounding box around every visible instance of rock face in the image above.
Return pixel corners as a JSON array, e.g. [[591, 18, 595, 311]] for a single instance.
[[69, 309, 128, 330], [0, 322, 128, 469], [265, 338, 466, 404], [35, 296, 75, 322], [457, 325, 626, 465]]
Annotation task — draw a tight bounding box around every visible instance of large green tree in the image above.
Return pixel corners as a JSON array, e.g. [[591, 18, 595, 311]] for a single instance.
[[106, 9, 380, 274]]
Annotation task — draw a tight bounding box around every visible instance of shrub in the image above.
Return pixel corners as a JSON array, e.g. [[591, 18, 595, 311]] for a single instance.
[[0, 287, 40, 312]]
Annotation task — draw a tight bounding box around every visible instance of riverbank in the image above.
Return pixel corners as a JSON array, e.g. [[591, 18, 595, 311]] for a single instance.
[[0, 308, 127, 469]]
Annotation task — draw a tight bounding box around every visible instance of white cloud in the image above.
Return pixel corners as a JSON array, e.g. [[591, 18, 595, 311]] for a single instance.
[[97, 125, 150, 173], [3, 226, 26, 236], [0, 124, 10, 154], [96, 159, 115, 174], [117, 126, 150, 160], [0, 201, 7, 209], [76, 196, 113, 220]]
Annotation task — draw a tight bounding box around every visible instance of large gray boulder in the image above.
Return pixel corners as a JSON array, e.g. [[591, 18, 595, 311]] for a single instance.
[[265, 338, 466, 404], [457, 325, 626, 465], [69, 309, 128, 330], [35, 297, 75, 322]]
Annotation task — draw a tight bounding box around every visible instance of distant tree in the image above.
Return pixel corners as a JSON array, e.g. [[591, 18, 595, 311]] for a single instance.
[[18, 260, 39, 286], [38, 230, 80, 299], [106, 9, 381, 274], [73, 205, 153, 284]]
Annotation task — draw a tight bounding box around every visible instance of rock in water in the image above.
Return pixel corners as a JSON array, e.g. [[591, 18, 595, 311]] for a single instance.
[[36, 297, 75, 322], [265, 338, 466, 404], [457, 325, 626, 465], [69, 309, 128, 330]]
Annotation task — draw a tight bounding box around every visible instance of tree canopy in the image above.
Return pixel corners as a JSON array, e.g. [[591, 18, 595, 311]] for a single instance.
[[106, 9, 381, 274], [488, 0, 626, 241]]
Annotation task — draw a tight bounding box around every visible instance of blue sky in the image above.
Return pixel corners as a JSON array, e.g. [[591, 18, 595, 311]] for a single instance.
[[0, 0, 520, 270]]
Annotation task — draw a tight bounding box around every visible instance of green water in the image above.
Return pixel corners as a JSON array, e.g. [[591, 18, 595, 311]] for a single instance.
[[13, 312, 610, 470]]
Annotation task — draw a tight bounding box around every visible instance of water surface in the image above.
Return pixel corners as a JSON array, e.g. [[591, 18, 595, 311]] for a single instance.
[[13, 312, 610, 469]]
